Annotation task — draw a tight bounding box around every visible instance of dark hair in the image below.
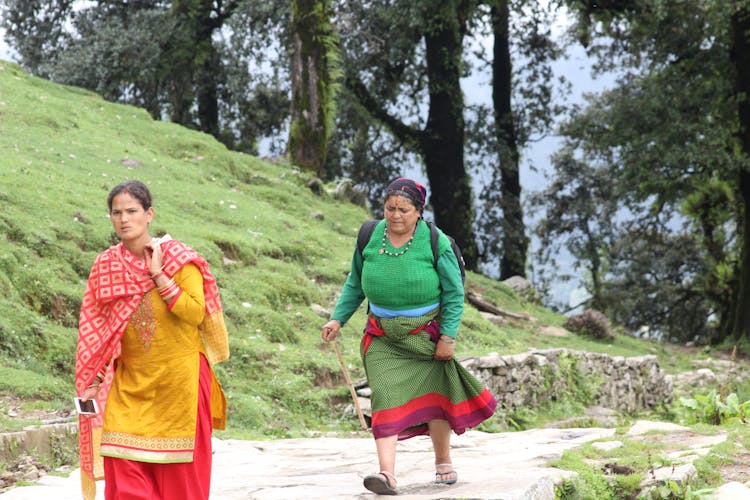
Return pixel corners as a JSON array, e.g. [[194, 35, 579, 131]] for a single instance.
[[107, 180, 153, 211], [384, 177, 427, 213]]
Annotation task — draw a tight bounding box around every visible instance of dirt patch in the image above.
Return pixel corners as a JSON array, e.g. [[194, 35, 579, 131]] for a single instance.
[[717, 452, 750, 484], [1, 394, 74, 429]]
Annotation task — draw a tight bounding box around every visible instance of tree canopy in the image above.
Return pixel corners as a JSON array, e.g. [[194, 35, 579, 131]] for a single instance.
[[532, 0, 750, 343], [6, 0, 750, 344]]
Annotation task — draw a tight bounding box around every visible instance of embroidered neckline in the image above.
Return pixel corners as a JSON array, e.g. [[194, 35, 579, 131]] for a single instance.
[[131, 295, 156, 352]]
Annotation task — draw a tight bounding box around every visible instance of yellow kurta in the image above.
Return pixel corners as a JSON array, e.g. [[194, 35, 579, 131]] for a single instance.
[[99, 263, 225, 463]]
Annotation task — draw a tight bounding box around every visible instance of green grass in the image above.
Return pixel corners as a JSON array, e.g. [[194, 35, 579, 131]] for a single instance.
[[0, 58, 747, 448], [552, 422, 750, 499]]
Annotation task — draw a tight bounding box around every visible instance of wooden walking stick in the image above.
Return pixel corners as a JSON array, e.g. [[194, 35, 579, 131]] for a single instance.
[[333, 340, 368, 431]]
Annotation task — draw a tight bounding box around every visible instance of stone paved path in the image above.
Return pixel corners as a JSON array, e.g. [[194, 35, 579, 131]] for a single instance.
[[1, 424, 749, 499]]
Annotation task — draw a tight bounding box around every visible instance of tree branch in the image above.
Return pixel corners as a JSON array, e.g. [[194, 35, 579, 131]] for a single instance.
[[466, 291, 531, 321], [345, 73, 424, 149]]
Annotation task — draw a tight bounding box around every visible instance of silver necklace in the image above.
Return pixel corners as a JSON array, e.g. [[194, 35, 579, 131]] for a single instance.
[[379, 226, 415, 256]]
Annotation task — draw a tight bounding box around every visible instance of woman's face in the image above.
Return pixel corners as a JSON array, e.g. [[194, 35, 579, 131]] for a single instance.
[[109, 192, 153, 245], [384, 195, 420, 237]]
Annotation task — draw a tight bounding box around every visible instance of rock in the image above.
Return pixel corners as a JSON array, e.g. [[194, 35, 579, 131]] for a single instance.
[[332, 180, 367, 207], [640, 463, 696, 489], [0, 428, 616, 500], [627, 420, 690, 436], [120, 158, 142, 168], [538, 325, 569, 337], [479, 311, 507, 326], [502, 275, 533, 296], [310, 303, 330, 318], [714, 482, 750, 500], [674, 368, 717, 389], [602, 463, 634, 475], [307, 178, 324, 196]]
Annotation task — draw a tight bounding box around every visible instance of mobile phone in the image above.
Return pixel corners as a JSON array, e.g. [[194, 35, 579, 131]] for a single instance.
[[73, 397, 99, 415]]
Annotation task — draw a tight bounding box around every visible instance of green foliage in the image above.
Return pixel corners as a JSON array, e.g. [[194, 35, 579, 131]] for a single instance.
[[536, 0, 745, 343], [553, 451, 616, 499], [679, 389, 750, 425], [640, 481, 716, 500]]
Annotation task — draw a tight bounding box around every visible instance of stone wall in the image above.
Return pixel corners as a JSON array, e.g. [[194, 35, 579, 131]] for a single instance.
[[461, 348, 673, 414]]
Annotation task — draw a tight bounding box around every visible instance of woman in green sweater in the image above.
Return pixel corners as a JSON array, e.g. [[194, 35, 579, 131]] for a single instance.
[[321, 177, 496, 495]]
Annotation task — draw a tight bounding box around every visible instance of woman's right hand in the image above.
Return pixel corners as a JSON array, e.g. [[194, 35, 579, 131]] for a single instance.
[[321, 320, 341, 342], [80, 384, 99, 403]]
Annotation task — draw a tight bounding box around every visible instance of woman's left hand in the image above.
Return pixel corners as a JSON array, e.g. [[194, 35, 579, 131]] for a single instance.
[[434, 335, 455, 361]]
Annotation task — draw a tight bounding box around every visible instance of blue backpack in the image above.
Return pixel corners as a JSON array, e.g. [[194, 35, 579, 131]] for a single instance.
[[356, 220, 466, 283]]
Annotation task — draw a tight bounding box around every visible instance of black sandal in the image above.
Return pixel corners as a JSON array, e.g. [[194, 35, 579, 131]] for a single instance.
[[434, 463, 458, 485], [364, 470, 398, 495]]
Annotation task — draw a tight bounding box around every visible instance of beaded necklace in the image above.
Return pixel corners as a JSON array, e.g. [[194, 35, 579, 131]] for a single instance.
[[379, 225, 415, 256]]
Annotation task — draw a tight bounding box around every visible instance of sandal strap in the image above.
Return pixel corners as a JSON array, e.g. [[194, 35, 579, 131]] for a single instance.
[[379, 470, 397, 487]]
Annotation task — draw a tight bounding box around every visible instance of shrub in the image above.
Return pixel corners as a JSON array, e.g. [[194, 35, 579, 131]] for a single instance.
[[564, 309, 614, 340]]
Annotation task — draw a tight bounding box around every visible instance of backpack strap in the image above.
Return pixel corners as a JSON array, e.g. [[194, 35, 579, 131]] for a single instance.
[[426, 220, 466, 283], [425, 220, 440, 268], [357, 220, 380, 256]]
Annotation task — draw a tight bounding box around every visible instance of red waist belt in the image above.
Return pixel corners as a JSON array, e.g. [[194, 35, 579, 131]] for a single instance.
[[362, 316, 441, 355]]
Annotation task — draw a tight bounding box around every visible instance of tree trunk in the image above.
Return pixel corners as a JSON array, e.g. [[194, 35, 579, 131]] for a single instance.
[[492, 0, 528, 279], [169, 0, 223, 134], [196, 42, 220, 137], [288, 0, 332, 175], [421, 1, 477, 269], [729, 5, 750, 341]]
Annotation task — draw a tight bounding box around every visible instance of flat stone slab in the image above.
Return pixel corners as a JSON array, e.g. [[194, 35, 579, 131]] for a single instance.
[[0, 428, 615, 500], [627, 420, 689, 436]]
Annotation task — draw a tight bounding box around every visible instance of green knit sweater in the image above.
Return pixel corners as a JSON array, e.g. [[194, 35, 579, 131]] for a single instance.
[[331, 220, 464, 337]]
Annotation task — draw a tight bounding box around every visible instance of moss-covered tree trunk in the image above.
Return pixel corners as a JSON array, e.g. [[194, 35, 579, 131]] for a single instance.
[[288, 0, 333, 175], [729, 5, 750, 341], [491, 0, 528, 279]]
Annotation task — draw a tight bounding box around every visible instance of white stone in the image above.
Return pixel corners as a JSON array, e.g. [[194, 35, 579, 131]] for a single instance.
[[713, 481, 750, 500], [592, 440, 623, 452], [640, 463, 696, 488], [627, 420, 690, 436]]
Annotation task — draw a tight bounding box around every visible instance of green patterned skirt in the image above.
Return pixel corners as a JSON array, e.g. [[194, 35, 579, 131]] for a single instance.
[[360, 311, 496, 439]]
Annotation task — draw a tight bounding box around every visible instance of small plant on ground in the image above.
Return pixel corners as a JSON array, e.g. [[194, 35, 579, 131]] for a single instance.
[[638, 478, 717, 499]]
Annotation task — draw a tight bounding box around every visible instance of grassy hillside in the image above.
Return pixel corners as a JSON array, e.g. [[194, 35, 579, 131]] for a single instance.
[[0, 59, 743, 441]]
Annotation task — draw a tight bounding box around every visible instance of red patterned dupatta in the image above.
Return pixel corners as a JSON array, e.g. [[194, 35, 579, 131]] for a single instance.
[[75, 237, 228, 500]]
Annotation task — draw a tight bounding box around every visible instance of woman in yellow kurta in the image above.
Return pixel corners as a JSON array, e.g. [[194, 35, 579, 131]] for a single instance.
[[75, 180, 229, 500]]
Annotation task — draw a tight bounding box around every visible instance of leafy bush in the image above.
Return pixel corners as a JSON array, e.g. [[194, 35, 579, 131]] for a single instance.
[[564, 309, 614, 340], [679, 389, 750, 425]]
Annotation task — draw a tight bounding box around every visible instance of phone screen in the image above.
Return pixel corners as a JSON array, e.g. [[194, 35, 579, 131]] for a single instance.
[[74, 397, 99, 414]]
